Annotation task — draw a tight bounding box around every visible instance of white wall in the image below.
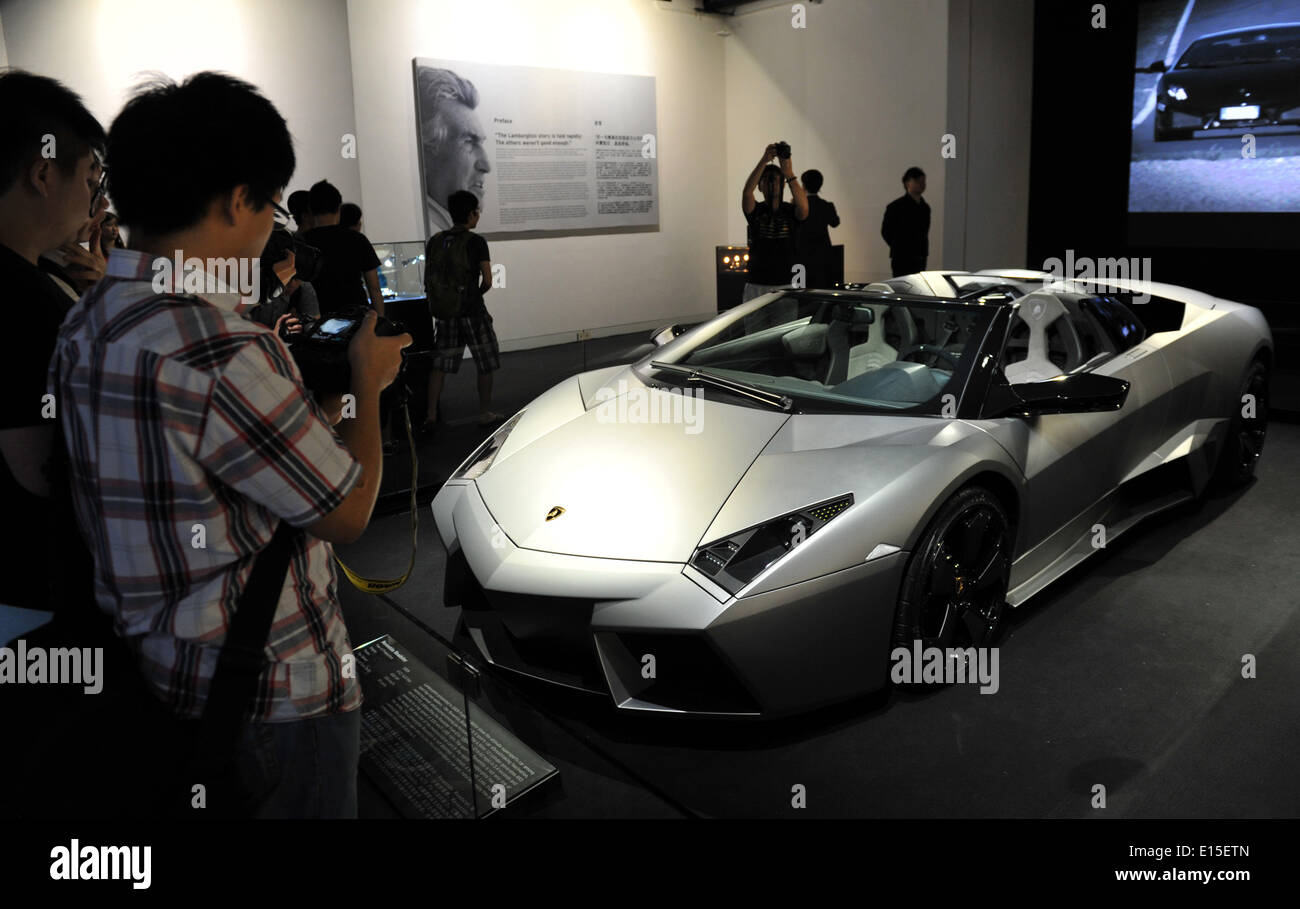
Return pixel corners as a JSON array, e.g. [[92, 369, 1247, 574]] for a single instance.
[[0, 0, 1035, 341], [345, 0, 729, 348], [0, 0, 362, 215], [723, 0, 950, 284], [944, 0, 1034, 271]]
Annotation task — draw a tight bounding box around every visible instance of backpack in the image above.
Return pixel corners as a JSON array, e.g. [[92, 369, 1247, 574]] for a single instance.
[[425, 227, 475, 319]]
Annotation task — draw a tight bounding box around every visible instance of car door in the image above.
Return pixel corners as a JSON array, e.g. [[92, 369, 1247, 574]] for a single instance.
[[985, 292, 1173, 590]]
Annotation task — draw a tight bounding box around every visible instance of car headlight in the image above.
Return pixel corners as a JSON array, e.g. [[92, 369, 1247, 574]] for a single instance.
[[690, 495, 853, 596], [453, 411, 525, 480], [1166, 85, 1187, 101]]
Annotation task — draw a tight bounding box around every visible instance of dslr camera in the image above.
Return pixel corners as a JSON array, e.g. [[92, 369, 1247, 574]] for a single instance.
[[289, 307, 409, 394], [773, 140, 791, 160]]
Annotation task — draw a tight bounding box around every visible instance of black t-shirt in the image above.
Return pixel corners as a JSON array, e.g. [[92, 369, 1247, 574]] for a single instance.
[[745, 201, 798, 285], [796, 195, 839, 255], [302, 225, 381, 317], [0, 245, 71, 430], [881, 194, 931, 259], [464, 232, 490, 314], [0, 243, 80, 610]]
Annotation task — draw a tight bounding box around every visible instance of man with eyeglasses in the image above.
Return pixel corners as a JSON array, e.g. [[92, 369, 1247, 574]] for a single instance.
[[0, 70, 105, 612], [38, 166, 111, 301], [47, 72, 409, 817]]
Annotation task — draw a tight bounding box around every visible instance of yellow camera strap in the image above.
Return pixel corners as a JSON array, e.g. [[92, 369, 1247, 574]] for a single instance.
[[334, 403, 420, 594]]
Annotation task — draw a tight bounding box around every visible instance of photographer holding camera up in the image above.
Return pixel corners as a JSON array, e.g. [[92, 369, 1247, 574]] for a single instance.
[[740, 141, 809, 302], [50, 72, 410, 817]]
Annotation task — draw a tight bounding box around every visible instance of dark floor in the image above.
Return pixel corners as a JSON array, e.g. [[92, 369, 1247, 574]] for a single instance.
[[1267, 319, 1300, 416], [337, 333, 1300, 818]]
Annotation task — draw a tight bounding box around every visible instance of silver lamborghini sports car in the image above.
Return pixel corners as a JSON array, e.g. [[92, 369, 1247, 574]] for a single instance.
[[431, 273, 1272, 716]]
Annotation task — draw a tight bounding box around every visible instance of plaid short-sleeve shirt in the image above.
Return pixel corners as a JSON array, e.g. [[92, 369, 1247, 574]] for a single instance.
[[51, 249, 363, 722]]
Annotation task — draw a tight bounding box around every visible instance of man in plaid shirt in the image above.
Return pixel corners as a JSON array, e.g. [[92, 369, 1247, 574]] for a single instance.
[[50, 73, 408, 817]]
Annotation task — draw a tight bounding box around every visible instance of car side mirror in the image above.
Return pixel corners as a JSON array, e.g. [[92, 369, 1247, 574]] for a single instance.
[[651, 324, 687, 347], [988, 372, 1130, 418], [1140, 59, 1167, 73]]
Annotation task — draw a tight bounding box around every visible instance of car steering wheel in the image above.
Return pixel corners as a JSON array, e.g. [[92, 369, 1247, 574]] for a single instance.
[[898, 344, 961, 370]]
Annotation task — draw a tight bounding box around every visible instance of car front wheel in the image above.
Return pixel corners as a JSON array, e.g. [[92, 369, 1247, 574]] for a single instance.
[[891, 485, 1013, 673], [1215, 359, 1269, 486]]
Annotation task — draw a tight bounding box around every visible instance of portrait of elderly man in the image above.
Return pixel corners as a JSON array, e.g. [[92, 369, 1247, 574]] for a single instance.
[[415, 66, 492, 234]]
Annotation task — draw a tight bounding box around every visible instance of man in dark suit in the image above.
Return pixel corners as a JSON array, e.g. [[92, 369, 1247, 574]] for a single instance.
[[795, 169, 840, 289], [881, 166, 930, 277]]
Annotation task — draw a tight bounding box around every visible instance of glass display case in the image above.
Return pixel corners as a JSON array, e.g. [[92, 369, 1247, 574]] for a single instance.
[[374, 240, 426, 303]]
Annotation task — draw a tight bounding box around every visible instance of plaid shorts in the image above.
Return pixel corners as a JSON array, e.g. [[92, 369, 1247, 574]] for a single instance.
[[432, 310, 500, 374]]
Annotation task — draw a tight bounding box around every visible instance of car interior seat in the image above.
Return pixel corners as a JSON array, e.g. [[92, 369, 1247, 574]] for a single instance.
[[780, 322, 830, 380], [843, 305, 898, 381], [833, 360, 943, 404], [1003, 293, 1085, 384]]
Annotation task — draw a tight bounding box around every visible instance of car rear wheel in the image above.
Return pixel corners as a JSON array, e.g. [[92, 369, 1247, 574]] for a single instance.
[[1215, 359, 1269, 486], [891, 485, 1013, 674]]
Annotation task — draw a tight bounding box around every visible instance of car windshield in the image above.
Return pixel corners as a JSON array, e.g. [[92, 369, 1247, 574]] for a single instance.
[[638, 293, 997, 415], [1177, 29, 1300, 67]]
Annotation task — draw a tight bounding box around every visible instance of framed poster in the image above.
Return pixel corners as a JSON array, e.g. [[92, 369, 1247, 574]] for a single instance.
[[413, 58, 659, 237]]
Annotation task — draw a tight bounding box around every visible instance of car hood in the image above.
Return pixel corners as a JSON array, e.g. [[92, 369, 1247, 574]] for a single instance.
[[474, 370, 1000, 563], [476, 383, 789, 561]]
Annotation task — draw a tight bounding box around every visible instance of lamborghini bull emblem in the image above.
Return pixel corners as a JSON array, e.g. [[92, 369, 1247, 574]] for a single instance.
[[546, 506, 566, 522]]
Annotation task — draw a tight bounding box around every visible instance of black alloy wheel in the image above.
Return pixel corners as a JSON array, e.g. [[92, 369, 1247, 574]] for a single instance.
[[892, 485, 1013, 664], [1216, 359, 1269, 486]]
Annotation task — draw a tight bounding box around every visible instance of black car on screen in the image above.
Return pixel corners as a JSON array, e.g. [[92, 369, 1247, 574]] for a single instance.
[[1144, 23, 1300, 141]]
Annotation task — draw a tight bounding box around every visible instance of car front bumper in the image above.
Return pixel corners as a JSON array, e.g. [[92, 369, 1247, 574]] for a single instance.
[[432, 481, 907, 717], [1157, 99, 1300, 130]]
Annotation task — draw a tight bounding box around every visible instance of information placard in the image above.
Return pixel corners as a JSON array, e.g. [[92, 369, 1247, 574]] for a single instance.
[[413, 59, 659, 237], [355, 634, 558, 819]]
